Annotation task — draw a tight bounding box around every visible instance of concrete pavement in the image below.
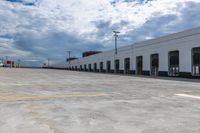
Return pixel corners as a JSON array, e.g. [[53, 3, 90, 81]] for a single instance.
[[0, 68, 200, 133]]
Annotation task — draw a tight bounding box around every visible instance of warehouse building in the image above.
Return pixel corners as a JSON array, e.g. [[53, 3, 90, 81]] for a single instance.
[[66, 27, 200, 78]]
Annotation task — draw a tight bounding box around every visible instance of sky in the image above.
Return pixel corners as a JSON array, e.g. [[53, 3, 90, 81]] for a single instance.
[[0, 0, 200, 67]]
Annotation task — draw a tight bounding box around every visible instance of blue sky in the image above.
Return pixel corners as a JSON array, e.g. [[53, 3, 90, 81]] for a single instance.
[[0, 0, 200, 67]]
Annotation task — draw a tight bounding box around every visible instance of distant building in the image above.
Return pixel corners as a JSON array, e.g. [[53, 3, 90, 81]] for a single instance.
[[3, 60, 16, 68], [82, 51, 102, 57], [66, 57, 78, 62]]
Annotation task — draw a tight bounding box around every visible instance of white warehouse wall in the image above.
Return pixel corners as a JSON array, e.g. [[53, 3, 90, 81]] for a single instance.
[[64, 27, 200, 78]]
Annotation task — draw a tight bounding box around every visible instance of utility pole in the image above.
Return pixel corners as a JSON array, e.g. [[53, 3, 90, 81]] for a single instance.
[[67, 51, 71, 63], [5, 56, 8, 61], [113, 31, 120, 55], [66, 51, 71, 69]]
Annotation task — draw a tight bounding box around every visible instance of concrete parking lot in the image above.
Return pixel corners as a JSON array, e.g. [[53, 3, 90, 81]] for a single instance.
[[0, 68, 200, 133]]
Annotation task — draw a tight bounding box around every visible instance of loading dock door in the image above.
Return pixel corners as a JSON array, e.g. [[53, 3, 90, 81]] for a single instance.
[[136, 56, 143, 75], [80, 65, 82, 71], [192, 47, 200, 76], [84, 64, 87, 71], [89, 64, 92, 72], [151, 54, 159, 76], [94, 63, 97, 72], [124, 58, 130, 74], [100, 62, 103, 72], [107, 61, 111, 72], [169, 51, 179, 76], [115, 59, 120, 73]]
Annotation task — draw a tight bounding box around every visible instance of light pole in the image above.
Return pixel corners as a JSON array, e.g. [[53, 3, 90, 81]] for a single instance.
[[17, 59, 21, 68], [113, 31, 120, 55], [47, 58, 50, 68]]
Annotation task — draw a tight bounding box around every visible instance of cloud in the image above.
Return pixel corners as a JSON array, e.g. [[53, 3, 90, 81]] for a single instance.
[[6, 0, 38, 5], [0, 0, 200, 67], [116, 1, 200, 46]]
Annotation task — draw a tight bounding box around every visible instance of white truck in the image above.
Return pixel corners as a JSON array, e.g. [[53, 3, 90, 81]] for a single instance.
[[0, 61, 3, 67]]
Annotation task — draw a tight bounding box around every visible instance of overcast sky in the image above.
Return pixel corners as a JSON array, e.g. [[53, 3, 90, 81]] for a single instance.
[[0, 0, 200, 67]]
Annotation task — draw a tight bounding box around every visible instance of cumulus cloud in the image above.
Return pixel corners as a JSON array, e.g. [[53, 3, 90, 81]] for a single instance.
[[0, 0, 200, 66]]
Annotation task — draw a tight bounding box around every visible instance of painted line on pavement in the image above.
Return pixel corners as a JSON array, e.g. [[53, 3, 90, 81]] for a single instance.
[[175, 94, 200, 100], [0, 93, 109, 102]]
